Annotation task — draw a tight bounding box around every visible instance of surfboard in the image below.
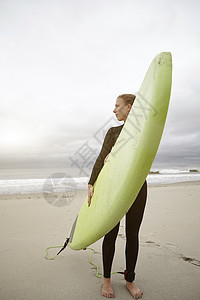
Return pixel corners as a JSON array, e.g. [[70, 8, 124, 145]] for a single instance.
[[68, 52, 172, 250]]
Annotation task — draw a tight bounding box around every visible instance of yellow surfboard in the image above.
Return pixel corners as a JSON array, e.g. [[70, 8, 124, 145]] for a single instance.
[[68, 52, 172, 250]]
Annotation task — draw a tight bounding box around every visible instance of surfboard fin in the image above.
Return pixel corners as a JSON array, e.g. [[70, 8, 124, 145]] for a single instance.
[[57, 237, 70, 255]]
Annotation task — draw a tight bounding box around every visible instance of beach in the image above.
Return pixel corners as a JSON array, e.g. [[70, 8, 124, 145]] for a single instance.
[[0, 181, 200, 300]]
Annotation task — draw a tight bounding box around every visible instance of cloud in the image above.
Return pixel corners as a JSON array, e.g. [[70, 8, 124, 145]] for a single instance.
[[0, 0, 199, 169]]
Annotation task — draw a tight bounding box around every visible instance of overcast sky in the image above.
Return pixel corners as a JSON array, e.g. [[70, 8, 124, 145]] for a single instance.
[[0, 0, 200, 171]]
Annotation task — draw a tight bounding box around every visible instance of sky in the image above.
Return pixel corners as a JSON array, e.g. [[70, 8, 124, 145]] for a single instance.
[[0, 0, 200, 171]]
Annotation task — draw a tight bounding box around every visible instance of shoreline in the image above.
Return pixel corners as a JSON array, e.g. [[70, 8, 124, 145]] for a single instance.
[[0, 180, 199, 201], [150, 179, 200, 188]]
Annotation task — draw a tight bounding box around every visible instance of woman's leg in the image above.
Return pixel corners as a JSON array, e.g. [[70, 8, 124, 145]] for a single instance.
[[102, 222, 120, 278], [102, 223, 120, 298], [125, 180, 147, 281]]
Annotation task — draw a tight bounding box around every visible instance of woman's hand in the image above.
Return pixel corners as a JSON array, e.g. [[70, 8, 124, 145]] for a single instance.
[[88, 184, 94, 207], [104, 153, 110, 164], [88, 153, 110, 207]]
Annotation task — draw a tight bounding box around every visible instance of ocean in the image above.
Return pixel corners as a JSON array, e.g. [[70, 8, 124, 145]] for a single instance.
[[0, 167, 199, 195]]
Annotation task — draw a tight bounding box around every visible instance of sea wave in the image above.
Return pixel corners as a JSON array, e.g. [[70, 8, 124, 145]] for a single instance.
[[151, 168, 199, 174], [0, 173, 200, 195]]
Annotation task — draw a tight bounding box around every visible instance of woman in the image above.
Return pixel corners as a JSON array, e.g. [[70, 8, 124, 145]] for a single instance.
[[88, 94, 147, 299]]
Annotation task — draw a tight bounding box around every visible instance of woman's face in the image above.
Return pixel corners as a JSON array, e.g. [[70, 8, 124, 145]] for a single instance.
[[113, 97, 132, 121]]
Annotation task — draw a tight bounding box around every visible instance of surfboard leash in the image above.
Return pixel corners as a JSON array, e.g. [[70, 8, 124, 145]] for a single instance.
[[87, 247, 124, 278], [45, 241, 125, 279]]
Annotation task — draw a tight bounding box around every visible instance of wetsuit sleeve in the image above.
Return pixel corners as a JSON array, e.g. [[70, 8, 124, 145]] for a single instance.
[[88, 128, 113, 186]]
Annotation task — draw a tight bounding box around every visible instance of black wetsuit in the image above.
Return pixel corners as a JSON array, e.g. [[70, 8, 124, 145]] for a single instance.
[[88, 124, 147, 282]]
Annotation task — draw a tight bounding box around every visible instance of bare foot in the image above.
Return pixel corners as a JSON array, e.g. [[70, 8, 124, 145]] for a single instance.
[[102, 278, 115, 298], [126, 281, 143, 299]]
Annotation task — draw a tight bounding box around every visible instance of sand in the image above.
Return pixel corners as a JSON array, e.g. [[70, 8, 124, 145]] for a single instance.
[[0, 182, 200, 300]]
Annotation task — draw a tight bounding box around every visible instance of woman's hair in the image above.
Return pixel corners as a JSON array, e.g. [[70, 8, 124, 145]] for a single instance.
[[117, 94, 136, 106]]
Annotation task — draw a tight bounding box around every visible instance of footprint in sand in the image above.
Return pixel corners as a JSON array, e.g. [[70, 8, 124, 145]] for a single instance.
[[180, 255, 200, 267], [145, 241, 160, 247]]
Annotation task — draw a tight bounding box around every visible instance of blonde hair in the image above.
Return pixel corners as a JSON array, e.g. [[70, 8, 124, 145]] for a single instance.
[[117, 94, 136, 106]]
